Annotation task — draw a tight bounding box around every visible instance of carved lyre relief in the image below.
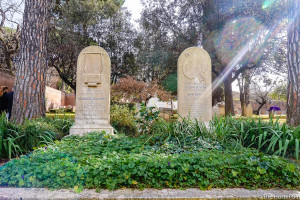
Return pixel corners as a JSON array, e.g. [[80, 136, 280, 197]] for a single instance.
[[83, 52, 104, 87], [183, 51, 209, 85]]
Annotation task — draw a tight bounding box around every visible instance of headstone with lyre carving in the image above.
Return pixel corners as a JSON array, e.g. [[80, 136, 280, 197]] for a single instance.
[[70, 46, 113, 135]]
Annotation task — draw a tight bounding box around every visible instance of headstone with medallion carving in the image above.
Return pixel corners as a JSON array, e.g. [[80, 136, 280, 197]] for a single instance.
[[177, 47, 212, 123]]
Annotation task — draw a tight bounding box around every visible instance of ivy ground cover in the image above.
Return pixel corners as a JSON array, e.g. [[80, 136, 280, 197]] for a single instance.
[[0, 132, 299, 191]]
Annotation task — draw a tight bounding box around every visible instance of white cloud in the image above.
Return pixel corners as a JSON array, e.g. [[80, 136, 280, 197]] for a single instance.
[[123, 0, 142, 21]]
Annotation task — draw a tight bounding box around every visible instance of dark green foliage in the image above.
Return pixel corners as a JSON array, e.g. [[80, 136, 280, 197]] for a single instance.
[[211, 117, 300, 160], [42, 116, 74, 138], [0, 132, 299, 190], [115, 103, 136, 111], [12, 119, 57, 153], [0, 148, 84, 189], [0, 114, 73, 159], [135, 103, 160, 134], [0, 116, 299, 191], [150, 116, 299, 160], [162, 73, 177, 95], [0, 114, 22, 159], [149, 118, 221, 152]]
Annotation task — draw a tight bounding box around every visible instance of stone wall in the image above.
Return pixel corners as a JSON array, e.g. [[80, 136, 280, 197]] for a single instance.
[[62, 93, 76, 107], [46, 87, 76, 111], [45, 86, 62, 110]]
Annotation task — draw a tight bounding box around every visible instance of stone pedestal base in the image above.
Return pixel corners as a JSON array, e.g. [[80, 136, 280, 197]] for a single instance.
[[70, 124, 114, 136]]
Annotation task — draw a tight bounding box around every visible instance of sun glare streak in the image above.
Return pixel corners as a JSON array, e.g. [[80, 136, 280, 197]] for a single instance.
[[211, 44, 250, 93], [287, 5, 300, 32], [209, 16, 288, 95]]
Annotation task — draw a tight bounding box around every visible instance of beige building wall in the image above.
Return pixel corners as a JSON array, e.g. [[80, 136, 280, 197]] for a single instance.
[[45, 86, 62, 110], [1, 69, 75, 110], [0, 69, 15, 92]]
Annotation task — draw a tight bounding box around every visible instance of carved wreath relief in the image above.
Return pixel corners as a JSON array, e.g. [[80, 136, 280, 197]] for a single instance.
[[83, 53, 104, 87]]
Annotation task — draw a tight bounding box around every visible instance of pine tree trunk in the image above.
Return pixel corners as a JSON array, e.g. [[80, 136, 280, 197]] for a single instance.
[[287, 0, 300, 126], [12, 0, 51, 123], [244, 70, 251, 106], [238, 77, 246, 116], [238, 70, 251, 116]]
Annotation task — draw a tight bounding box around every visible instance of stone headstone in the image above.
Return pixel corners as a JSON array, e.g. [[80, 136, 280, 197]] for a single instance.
[[245, 104, 253, 117], [219, 104, 225, 116], [212, 105, 220, 117], [178, 47, 212, 123], [70, 46, 113, 135]]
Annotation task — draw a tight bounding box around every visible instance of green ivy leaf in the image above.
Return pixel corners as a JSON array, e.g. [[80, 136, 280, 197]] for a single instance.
[[74, 185, 83, 193], [257, 167, 267, 174], [231, 170, 238, 177]]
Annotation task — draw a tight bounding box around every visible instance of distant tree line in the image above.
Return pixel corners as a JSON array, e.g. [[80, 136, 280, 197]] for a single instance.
[[0, 0, 299, 126]]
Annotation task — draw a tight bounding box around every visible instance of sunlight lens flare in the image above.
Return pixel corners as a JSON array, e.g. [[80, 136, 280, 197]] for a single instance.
[[262, 0, 277, 9], [214, 17, 264, 66], [209, 16, 287, 94]]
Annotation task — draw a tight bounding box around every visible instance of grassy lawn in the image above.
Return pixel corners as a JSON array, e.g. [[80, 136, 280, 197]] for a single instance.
[[251, 115, 286, 123], [46, 113, 75, 119], [163, 114, 287, 123]]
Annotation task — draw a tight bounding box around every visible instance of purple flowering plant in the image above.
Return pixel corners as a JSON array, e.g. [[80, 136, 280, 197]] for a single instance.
[[267, 105, 281, 112]]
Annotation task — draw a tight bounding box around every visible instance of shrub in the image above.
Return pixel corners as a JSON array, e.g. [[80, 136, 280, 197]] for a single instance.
[[118, 103, 136, 111], [43, 116, 74, 138], [149, 118, 220, 152], [211, 117, 300, 160], [110, 104, 137, 135], [136, 102, 160, 134], [0, 115, 74, 159], [0, 113, 22, 159], [14, 119, 58, 152]]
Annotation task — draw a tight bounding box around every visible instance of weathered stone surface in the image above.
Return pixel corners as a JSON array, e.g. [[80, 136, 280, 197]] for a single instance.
[[70, 46, 113, 135], [0, 188, 299, 200], [178, 47, 212, 123]]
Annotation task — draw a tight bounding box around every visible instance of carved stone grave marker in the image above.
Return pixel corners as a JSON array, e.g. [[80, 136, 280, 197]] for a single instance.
[[178, 47, 212, 123], [245, 104, 253, 117], [70, 46, 113, 135]]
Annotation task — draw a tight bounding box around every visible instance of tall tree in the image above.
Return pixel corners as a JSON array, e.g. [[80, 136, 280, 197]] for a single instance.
[[94, 8, 138, 83], [48, 1, 133, 90], [237, 70, 251, 116], [202, 0, 287, 115], [0, 0, 23, 73], [138, 0, 203, 82], [287, 0, 300, 126], [139, 0, 287, 116], [12, 0, 52, 123], [251, 77, 275, 115]]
